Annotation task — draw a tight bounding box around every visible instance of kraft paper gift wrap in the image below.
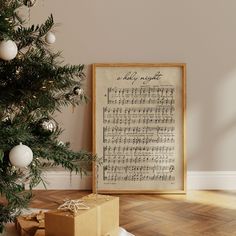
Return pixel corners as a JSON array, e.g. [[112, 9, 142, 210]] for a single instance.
[[45, 194, 119, 236], [34, 229, 45, 236], [15, 211, 45, 236]]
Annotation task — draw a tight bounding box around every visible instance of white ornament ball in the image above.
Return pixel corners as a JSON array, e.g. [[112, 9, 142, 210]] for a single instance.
[[45, 32, 56, 44], [9, 143, 33, 168], [0, 40, 18, 61]]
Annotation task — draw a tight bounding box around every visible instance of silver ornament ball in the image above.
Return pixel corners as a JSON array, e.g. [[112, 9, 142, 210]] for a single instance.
[[41, 118, 57, 132]]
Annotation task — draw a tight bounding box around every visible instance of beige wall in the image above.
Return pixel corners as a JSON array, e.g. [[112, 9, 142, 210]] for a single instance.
[[30, 0, 236, 171]]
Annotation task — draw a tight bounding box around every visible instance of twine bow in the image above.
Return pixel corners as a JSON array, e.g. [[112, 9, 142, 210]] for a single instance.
[[58, 199, 90, 214]]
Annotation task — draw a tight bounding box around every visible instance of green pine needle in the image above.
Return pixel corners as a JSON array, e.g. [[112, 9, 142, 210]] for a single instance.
[[0, 0, 94, 232]]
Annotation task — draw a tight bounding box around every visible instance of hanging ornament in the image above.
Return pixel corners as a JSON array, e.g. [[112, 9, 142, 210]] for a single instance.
[[23, 0, 37, 7], [9, 143, 33, 168], [37, 117, 58, 135], [0, 40, 18, 61], [45, 32, 56, 44], [73, 86, 83, 96], [41, 118, 57, 132]]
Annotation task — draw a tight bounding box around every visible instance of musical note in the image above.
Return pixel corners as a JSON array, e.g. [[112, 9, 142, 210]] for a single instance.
[[102, 84, 177, 186]]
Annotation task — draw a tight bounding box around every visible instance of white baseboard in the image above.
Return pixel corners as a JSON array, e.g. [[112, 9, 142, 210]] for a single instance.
[[33, 170, 236, 190], [33, 170, 92, 190], [187, 171, 236, 190]]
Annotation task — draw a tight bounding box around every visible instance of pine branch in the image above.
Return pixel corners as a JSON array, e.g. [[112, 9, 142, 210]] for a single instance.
[[14, 25, 40, 49], [38, 14, 54, 37], [0, 0, 23, 40], [0, 1, 94, 232]]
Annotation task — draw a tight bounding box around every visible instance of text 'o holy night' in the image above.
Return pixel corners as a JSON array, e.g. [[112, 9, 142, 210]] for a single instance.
[[116, 71, 163, 85]]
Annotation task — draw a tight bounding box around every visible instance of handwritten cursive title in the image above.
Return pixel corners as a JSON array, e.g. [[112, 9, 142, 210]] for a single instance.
[[117, 71, 163, 85]]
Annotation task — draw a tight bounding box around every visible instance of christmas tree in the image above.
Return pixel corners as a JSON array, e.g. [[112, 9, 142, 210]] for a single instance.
[[0, 0, 93, 232]]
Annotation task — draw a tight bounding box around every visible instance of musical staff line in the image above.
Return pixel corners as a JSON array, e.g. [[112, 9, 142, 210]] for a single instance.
[[103, 117, 175, 125], [104, 164, 175, 173], [103, 136, 175, 144], [103, 145, 175, 154], [102, 156, 175, 164], [108, 87, 175, 97], [108, 98, 175, 105], [101, 84, 178, 185], [103, 106, 175, 114], [103, 173, 175, 182], [103, 126, 175, 134]]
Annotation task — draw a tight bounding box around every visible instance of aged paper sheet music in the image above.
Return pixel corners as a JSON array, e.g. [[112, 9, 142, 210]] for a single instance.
[[93, 64, 186, 193]]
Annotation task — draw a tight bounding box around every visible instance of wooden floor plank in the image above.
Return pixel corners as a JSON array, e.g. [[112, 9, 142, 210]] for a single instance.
[[28, 190, 236, 236]]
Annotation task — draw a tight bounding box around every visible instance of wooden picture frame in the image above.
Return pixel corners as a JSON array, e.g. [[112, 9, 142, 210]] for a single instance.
[[92, 63, 186, 194]]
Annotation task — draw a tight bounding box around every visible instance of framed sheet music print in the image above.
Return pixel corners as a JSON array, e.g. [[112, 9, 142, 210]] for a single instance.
[[92, 63, 186, 193]]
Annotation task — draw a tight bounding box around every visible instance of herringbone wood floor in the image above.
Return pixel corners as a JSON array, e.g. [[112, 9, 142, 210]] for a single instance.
[[30, 190, 236, 236]]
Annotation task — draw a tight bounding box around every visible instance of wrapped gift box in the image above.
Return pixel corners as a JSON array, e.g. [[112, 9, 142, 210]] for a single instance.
[[45, 206, 97, 236], [81, 194, 119, 236], [15, 211, 45, 236], [34, 229, 45, 236], [45, 194, 119, 236]]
